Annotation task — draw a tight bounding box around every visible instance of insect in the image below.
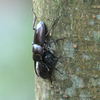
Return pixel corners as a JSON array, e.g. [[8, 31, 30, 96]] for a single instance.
[[32, 8, 66, 83], [32, 8, 57, 76]]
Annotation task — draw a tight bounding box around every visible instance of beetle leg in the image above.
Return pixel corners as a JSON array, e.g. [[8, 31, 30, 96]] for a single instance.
[[41, 62, 50, 71], [54, 67, 63, 74], [46, 48, 62, 64], [51, 56, 62, 64], [45, 19, 57, 37], [49, 59, 57, 66], [48, 71, 52, 84], [48, 37, 67, 45], [50, 76, 52, 84], [31, 8, 36, 30], [44, 41, 48, 44], [34, 61, 39, 77], [55, 56, 63, 63]]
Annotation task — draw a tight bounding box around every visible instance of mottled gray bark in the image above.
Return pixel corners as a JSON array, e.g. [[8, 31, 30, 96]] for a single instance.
[[33, 0, 100, 100]]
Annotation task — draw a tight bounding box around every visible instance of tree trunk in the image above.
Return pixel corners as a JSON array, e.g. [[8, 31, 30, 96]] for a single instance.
[[33, 0, 100, 100]]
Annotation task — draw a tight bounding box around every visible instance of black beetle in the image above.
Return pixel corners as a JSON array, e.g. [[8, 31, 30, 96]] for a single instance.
[[32, 8, 66, 83], [32, 8, 58, 77]]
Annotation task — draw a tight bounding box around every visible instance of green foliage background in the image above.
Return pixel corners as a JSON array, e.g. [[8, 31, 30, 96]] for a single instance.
[[0, 0, 35, 100]]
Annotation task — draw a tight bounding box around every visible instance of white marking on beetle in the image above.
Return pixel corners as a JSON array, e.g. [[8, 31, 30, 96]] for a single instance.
[[37, 21, 44, 30], [36, 62, 39, 70]]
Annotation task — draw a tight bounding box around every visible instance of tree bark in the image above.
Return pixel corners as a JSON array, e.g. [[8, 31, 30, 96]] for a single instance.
[[33, 0, 100, 100]]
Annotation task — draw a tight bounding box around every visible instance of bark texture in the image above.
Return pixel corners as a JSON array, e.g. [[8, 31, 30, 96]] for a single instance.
[[33, 0, 100, 100]]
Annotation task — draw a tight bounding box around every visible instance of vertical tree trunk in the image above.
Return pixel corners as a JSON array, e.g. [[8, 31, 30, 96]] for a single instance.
[[33, 0, 100, 100]]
